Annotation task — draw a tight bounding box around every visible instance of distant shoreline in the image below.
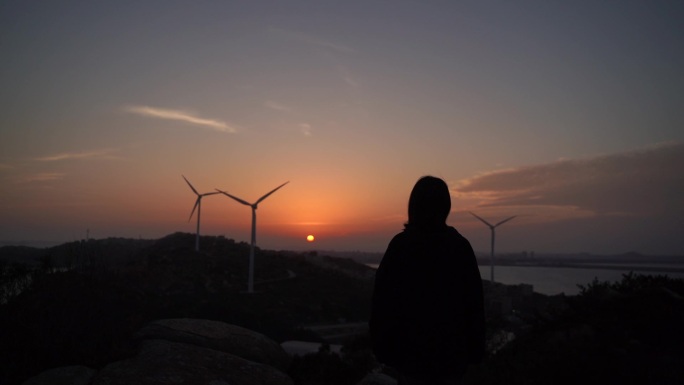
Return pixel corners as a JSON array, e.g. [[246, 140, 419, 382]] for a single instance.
[[367, 262, 684, 275], [490, 262, 684, 274]]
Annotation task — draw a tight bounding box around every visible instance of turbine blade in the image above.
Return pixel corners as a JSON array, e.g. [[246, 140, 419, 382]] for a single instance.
[[469, 211, 494, 228], [189, 197, 200, 221], [494, 216, 517, 227], [216, 189, 252, 206], [256, 181, 289, 205], [201, 191, 222, 197], [182, 175, 199, 195]]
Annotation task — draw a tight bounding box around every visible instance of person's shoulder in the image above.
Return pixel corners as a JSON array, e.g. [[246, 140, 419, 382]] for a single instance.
[[388, 230, 409, 246], [446, 226, 474, 247], [378, 231, 409, 268], [446, 225, 464, 238]]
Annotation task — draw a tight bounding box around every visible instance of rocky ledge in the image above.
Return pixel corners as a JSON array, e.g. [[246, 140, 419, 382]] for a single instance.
[[22, 318, 293, 385]]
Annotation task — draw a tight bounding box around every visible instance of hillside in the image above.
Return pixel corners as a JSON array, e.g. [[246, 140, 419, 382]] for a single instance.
[[0, 233, 375, 385], [2, 233, 684, 385], [467, 273, 684, 385]]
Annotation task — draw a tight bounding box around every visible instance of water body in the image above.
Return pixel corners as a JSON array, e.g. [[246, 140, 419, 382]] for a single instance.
[[479, 265, 680, 296], [367, 264, 684, 296]]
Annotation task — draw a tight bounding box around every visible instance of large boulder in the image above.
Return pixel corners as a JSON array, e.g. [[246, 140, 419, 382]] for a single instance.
[[21, 365, 96, 385], [135, 318, 291, 371], [92, 339, 293, 385], [356, 373, 397, 385]]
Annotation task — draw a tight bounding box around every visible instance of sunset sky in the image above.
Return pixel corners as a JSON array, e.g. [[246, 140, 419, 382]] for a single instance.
[[1, 1, 683, 255]]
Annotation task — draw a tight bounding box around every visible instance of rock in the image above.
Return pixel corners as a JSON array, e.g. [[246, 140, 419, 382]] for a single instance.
[[281, 340, 343, 356], [356, 372, 397, 385], [21, 365, 96, 385], [135, 318, 291, 371], [92, 339, 293, 385]]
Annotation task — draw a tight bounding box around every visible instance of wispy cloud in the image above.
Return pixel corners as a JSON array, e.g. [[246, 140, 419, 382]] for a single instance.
[[290, 221, 334, 226], [337, 66, 359, 87], [34, 149, 118, 162], [265, 101, 292, 112], [299, 123, 312, 137], [454, 142, 684, 220], [269, 27, 356, 54], [19, 172, 66, 183], [0, 163, 14, 170], [125, 105, 237, 133]]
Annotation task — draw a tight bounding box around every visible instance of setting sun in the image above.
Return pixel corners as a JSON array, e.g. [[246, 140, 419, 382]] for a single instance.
[[306, 235, 315, 242]]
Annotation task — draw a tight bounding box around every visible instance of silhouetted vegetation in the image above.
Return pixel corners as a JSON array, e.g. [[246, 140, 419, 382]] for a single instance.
[[467, 272, 684, 385], [0, 260, 32, 304], [288, 338, 375, 385], [2, 236, 683, 385], [0, 233, 373, 385]]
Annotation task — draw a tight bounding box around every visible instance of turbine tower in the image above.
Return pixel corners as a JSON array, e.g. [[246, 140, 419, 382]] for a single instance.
[[217, 181, 289, 293], [469, 212, 516, 283], [183, 175, 220, 252]]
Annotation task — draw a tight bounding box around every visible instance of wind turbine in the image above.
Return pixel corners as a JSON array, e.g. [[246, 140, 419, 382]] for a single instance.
[[217, 181, 289, 293], [469, 212, 516, 283], [183, 175, 220, 252]]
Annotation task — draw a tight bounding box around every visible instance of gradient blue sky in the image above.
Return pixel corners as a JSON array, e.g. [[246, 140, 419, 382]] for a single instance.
[[1, 1, 683, 255]]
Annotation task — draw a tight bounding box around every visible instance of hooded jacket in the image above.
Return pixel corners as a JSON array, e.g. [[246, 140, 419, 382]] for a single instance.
[[369, 225, 485, 377]]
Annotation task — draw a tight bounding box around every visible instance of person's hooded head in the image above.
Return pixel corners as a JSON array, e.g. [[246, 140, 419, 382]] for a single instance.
[[405, 176, 451, 231]]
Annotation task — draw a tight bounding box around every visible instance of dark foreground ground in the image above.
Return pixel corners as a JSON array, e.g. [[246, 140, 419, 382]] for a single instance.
[[1, 233, 683, 385]]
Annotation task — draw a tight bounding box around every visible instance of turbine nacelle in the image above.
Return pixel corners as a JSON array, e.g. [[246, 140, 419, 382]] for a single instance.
[[469, 211, 517, 283], [469, 211, 516, 229], [182, 175, 220, 252], [216, 181, 289, 293], [184, 176, 220, 221], [216, 181, 289, 210]]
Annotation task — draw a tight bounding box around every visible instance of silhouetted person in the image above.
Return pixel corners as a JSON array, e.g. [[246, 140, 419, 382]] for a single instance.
[[370, 176, 485, 385]]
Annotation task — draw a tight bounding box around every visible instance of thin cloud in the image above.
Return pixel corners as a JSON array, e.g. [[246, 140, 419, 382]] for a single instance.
[[19, 173, 66, 183], [299, 123, 312, 137], [337, 66, 359, 87], [34, 149, 117, 162], [290, 221, 334, 226], [455, 142, 684, 219], [269, 27, 356, 54], [0, 163, 14, 170], [125, 105, 237, 133], [343, 76, 359, 88], [265, 101, 292, 112]]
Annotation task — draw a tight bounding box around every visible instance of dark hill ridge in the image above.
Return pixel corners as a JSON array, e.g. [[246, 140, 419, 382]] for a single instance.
[[0, 233, 375, 385], [0, 245, 45, 264], [0, 237, 154, 269]]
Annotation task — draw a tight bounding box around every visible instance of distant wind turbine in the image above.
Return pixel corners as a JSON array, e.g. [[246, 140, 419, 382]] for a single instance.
[[183, 175, 220, 252], [217, 181, 289, 293], [469, 212, 516, 283]]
